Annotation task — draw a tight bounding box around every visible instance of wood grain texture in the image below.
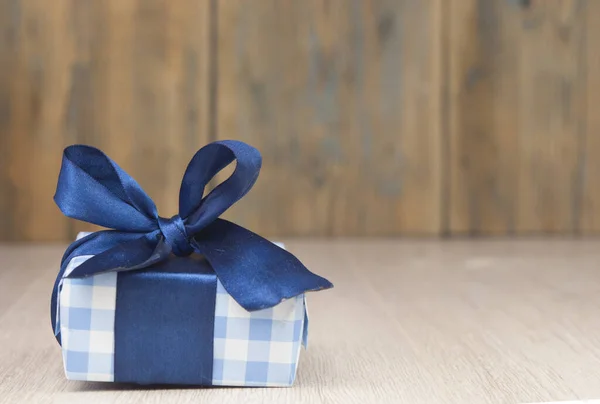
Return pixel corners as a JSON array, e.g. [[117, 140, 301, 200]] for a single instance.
[[516, 0, 586, 234], [0, 0, 19, 241], [448, 0, 587, 235], [0, 0, 73, 241], [3, 240, 600, 403], [581, 0, 600, 233], [0, 0, 212, 241], [1, 0, 600, 239], [215, 0, 443, 237]]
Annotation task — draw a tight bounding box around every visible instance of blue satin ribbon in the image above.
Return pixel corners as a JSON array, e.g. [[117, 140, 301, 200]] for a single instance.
[[114, 257, 217, 385], [51, 140, 333, 344]]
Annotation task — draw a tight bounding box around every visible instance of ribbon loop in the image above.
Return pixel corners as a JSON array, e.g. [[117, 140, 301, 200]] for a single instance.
[[179, 140, 262, 235], [54, 145, 158, 232], [158, 215, 193, 256]]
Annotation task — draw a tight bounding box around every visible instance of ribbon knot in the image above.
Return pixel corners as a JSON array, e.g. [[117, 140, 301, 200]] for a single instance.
[[158, 215, 192, 257], [51, 139, 333, 344]]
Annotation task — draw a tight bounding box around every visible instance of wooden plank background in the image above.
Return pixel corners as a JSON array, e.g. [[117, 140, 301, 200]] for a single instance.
[[448, 0, 588, 235], [0, 0, 597, 241]]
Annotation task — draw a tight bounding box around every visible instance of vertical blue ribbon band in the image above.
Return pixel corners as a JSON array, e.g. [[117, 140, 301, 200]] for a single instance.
[[115, 258, 217, 385]]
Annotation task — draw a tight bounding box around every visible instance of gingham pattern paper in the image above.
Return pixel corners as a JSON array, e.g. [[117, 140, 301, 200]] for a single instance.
[[60, 255, 117, 382], [59, 254, 307, 386], [212, 281, 306, 386]]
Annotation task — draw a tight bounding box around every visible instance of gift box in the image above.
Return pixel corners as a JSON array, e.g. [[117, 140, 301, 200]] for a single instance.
[[51, 141, 332, 386], [58, 239, 309, 386]]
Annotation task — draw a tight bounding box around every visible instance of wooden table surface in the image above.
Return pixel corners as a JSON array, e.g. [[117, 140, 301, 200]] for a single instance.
[[2, 240, 600, 404]]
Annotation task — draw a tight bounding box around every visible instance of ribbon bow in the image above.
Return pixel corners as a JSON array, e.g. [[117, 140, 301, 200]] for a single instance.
[[51, 140, 332, 342]]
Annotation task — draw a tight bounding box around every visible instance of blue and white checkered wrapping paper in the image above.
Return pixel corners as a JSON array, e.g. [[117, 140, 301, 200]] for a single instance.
[[58, 253, 309, 387]]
